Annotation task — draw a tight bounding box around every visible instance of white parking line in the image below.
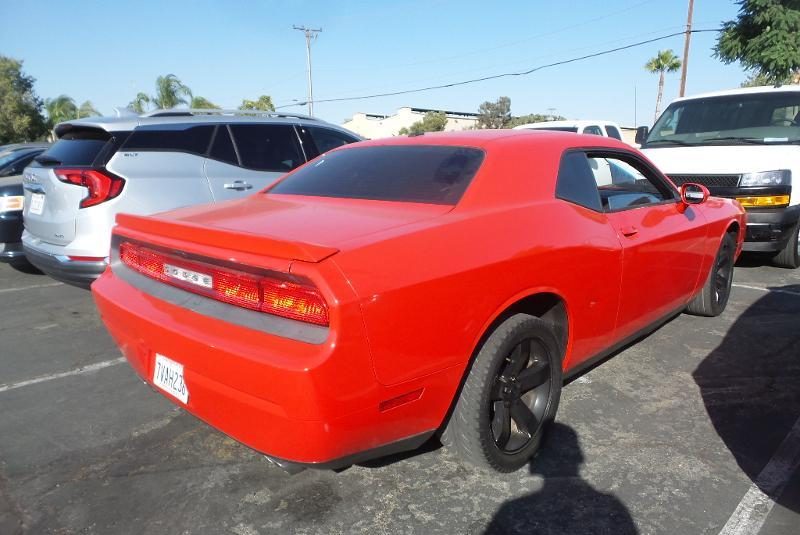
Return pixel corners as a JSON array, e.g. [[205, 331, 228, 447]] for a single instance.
[[0, 357, 125, 394], [732, 283, 800, 297], [0, 282, 63, 294], [718, 416, 800, 535]]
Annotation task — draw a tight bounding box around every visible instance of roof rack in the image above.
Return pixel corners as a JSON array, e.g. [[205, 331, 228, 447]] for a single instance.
[[141, 108, 320, 121]]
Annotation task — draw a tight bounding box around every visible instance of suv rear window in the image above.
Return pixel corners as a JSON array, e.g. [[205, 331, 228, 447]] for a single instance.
[[269, 145, 485, 204], [36, 128, 112, 167], [123, 125, 214, 156]]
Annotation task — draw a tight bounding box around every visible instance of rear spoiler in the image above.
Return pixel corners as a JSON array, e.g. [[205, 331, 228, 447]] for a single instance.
[[115, 213, 339, 263]]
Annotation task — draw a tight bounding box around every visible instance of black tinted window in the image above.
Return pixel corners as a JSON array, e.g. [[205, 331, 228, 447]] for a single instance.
[[123, 125, 214, 155], [230, 124, 304, 172], [605, 125, 622, 140], [583, 125, 604, 136], [209, 126, 238, 165], [269, 145, 484, 205], [308, 127, 358, 154], [36, 128, 111, 167], [556, 151, 603, 211]]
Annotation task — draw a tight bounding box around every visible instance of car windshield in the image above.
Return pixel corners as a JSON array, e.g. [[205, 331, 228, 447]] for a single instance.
[[268, 145, 485, 205], [0, 151, 23, 167], [645, 91, 800, 146]]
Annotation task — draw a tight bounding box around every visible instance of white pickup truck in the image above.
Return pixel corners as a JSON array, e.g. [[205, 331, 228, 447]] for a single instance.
[[638, 85, 800, 268]]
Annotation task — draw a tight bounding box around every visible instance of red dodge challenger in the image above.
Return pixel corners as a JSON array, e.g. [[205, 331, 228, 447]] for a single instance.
[[92, 130, 745, 472]]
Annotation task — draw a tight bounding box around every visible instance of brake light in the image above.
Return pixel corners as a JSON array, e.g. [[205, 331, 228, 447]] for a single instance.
[[55, 168, 125, 208], [119, 241, 329, 326]]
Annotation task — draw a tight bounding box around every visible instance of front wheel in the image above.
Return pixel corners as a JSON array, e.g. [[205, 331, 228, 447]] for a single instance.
[[442, 314, 562, 472], [773, 221, 800, 269], [686, 232, 736, 317]]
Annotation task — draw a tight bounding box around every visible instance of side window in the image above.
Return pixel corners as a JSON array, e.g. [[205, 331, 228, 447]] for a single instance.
[[555, 151, 603, 212], [583, 125, 604, 136], [587, 153, 674, 211], [229, 124, 304, 172], [209, 125, 238, 165], [605, 125, 622, 140], [307, 127, 358, 154], [122, 125, 214, 156]]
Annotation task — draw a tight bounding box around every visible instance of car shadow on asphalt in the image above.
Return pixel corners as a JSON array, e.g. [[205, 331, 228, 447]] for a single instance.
[[693, 283, 800, 513], [7, 258, 43, 275], [484, 423, 638, 535]]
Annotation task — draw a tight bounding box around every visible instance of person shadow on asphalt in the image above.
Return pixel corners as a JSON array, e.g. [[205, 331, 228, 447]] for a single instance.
[[484, 423, 638, 535]]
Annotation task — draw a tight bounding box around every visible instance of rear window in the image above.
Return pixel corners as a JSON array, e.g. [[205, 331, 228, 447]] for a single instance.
[[36, 128, 111, 167], [268, 145, 485, 205], [230, 124, 304, 172], [123, 125, 214, 156]]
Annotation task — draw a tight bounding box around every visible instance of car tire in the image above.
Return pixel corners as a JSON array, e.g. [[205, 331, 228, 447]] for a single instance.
[[686, 232, 736, 317], [772, 221, 800, 269], [441, 314, 562, 472]]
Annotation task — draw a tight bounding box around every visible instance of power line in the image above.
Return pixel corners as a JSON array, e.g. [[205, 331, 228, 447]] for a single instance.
[[275, 28, 720, 109]]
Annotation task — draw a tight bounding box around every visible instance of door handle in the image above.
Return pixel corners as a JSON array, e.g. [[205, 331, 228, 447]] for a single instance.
[[620, 225, 639, 237], [223, 180, 253, 191]]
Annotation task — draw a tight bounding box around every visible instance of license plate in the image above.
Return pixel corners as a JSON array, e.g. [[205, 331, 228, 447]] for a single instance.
[[29, 193, 45, 215], [153, 353, 189, 404]]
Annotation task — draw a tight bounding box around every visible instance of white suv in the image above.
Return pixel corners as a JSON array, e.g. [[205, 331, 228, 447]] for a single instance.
[[512, 120, 624, 140], [22, 110, 361, 287]]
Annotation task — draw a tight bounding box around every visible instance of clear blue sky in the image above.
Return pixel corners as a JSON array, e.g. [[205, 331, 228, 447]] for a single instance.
[[0, 0, 747, 127]]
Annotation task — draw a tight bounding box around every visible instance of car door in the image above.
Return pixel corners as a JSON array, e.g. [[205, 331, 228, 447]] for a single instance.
[[585, 150, 707, 338], [204, 124, 306, 202]]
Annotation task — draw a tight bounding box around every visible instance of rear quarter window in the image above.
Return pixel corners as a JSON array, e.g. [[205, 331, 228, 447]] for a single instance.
[[268, 145, 485, 204], [36, 128, 112, 167], [123, 125, 214, 156]]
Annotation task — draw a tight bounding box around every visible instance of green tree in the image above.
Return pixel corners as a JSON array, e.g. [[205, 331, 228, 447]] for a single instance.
[[44, 94, 78, 126], [398, 111, 448, 135], [476, 96, 512, 129], [190, 96, 220, 109], [128, 92, 151, 113], [0, 55, 47, 143], [645, 49, 681, 123], [239, 95, 275, 111], [77, 100, 100, 118], [152, 74, 192, 109], [716, 0, 800, 84], [740, 70, 796, 87], [507, 113, 566, 128]]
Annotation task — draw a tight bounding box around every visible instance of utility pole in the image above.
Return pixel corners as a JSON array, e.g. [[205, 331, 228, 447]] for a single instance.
[[679, 0, 694, 97], [293, 25, 322, 116]]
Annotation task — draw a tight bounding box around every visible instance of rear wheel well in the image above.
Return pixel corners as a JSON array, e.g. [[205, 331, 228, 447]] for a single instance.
[[494, 293, 568, 360], [727, 221, 740, 238]]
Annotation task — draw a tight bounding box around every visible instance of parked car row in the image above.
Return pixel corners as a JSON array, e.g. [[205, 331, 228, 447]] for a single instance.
[[18, 110, 361, 285], [3, 84, 796, 474]]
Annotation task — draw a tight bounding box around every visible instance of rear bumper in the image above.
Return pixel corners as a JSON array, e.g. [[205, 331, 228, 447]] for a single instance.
[[22, 242, 106, 287], [741, 204, 800, 253], [91, 268, 458, 466]]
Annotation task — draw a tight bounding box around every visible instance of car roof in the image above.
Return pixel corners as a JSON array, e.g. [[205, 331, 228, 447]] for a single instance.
[[53, 110, 361, 139], [512, 120, 620, 130], [349, 128, 628, 150], [673, 84, 800, 103], [0, 142, 51, 152]]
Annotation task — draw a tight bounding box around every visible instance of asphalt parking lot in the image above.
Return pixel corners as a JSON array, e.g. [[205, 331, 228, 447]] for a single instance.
[[1, 257, 799, 535]]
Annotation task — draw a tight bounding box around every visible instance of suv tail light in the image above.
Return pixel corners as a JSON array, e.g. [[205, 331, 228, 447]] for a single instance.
[[55, 168, 125, 208], [119, 241, 329, 326]]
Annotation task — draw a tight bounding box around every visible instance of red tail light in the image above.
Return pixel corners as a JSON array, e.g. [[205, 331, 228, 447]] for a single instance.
[[119, 241, 329, 326], [55, 168, 125, 208]]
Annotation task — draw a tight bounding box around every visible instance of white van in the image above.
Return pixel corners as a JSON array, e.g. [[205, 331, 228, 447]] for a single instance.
[[638, 85, 800, 268], [513, 120, 624, 140]]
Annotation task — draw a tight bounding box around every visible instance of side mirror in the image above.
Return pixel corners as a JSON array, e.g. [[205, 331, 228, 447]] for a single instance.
[[635, 126, 649, 145], [680, 183, 709, 205]]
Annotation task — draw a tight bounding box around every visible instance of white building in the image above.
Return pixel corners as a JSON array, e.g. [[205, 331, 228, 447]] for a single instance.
[[342, 107, 479, 139]]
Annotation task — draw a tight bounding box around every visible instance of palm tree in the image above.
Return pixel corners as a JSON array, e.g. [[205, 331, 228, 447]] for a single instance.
[[44, 95, 77, 127], [152, 74, 192, 109], [76, 100, 100, 119], [128, 92, 151, 114], [190, 96, 220, 109], [645, 50, 681, 123]]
